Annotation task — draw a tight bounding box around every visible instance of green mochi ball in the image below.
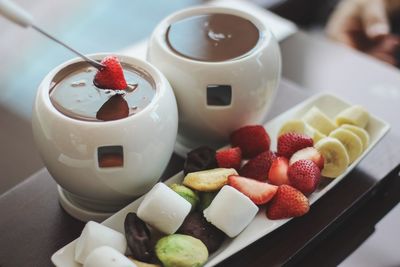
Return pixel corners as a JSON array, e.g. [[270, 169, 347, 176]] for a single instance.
[[169, 183, 199, 211], [155, 234, 208, 267]]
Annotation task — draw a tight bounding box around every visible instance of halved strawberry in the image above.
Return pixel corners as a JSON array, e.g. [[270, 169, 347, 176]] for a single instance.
[[277, 132, 313, 159], [266, 184, 310, 220], [228, 175, 278, 205], [289, 147, 324, 170], [239, 151, 277, 181], [216, 147, 242, 170], [230, 125, 270, 158], [94, 56, 128, 90], [268, 157, 290, 186], [288, 159, 321, 195]]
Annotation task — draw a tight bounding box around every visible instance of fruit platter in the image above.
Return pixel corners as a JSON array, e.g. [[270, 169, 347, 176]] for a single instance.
[[52, 93, 389, 267]]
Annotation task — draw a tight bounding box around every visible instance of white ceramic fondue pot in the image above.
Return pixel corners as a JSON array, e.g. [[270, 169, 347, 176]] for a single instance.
[[147, 5, 281, 150], [32, 54, 178, 221]]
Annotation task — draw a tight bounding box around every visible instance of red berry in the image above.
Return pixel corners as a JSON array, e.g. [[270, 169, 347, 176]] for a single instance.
[[230, 125, 271, 158], [239, 151, 277, 181], [268, 157, 290, 186], [94, 56, 128, 90], [266, 185, 310, 220], [289, 147, 324, 170], [216, 147, 242, 170], [288, 159, 321, 195], [277, 133, 313, 159], [228, 175, 278, 205]]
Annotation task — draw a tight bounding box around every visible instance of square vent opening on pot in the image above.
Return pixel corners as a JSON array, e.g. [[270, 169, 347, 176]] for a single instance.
[[207, 85, 232, 106], [97, 145, 124, 168]]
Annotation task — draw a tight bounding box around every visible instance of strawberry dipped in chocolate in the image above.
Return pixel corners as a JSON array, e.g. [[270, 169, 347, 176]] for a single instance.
[[96, 95, 129, 121], [94, 56, 128, 90]]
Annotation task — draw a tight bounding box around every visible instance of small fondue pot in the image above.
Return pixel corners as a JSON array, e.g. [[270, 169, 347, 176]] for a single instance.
[[147, 5, 281, 150], [32, 54, 178, 221]]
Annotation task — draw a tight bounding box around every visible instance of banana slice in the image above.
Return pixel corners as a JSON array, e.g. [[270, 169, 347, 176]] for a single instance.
[[329, 128, 363, 164], [340, 124, 370, 151], [278, 119, 326, 143], [315, 137, 350, 178], [278, 119, 308, 136], [335, 105, 370, 128], [312, 128, 326, 143], [302, 106, 337, 135]]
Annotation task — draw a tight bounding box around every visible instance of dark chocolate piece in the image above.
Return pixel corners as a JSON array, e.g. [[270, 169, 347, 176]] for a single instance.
[[183, 146, 217, 175], [178, 212, 226, 253], [124, 212, 153, 262]]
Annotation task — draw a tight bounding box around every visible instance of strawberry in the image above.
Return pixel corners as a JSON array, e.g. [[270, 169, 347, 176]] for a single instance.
[[266, 184, 310, 220], [228, 175, 278, 205], [216, 147, 242, 170], [277, 132, 313, 159], [289, 147, 324, 170], [288, 159, 321, 195], [239, 151, 277, 181], [230, 125, 270, 158], [94, 56, 128, 90], [268, 157, 290, 186], [96, 95, 129, 121]]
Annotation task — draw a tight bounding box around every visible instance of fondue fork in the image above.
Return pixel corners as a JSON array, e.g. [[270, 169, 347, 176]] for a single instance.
[[0, 0, 105, 70]]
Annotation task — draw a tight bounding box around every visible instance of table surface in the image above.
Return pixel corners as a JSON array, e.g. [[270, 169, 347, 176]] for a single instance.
[[1, 31, 400, 267]]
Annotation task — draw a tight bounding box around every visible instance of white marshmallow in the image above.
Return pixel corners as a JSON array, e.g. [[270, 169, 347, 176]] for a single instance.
[[137, 182, 191, 234], [84, 246, 136, 267], [75, 221, 127, 264], [203, 185, 259, 238]]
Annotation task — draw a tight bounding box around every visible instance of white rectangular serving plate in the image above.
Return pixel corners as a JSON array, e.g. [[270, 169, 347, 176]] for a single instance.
[[52, 93, 390, 267]]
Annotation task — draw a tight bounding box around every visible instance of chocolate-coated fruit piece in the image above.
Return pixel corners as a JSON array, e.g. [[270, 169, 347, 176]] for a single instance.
[[183, 146, 217, 175], [96, 94, 129, 121], [124, 212, 153, 262], [178, 212, 226, 253]]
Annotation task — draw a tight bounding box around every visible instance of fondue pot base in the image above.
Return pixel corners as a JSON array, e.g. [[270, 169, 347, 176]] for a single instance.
[[57, 186, 115, 222]]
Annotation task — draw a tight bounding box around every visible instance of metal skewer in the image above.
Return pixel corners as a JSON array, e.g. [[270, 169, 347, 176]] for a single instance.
[[0, 0, 105, 70]]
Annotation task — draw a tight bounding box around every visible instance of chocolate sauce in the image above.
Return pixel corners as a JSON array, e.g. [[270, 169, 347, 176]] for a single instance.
[[49, 62, 156, 121], [166, 13, 260, 62]]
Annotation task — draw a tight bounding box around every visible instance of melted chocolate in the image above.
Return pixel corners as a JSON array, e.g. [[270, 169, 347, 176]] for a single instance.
[[49, 62, 155, 121], [166, 13, 260, 62]]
